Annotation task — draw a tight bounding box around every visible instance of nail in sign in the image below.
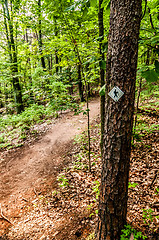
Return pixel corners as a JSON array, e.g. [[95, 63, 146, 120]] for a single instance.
[[108, 86, 124, 102]]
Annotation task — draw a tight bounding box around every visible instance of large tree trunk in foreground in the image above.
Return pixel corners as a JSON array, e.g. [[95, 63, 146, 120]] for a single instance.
[[97, 1, 142, 239]]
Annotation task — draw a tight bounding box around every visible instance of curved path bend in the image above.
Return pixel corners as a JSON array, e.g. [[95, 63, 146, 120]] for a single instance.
[[0, 98, 100, 202]]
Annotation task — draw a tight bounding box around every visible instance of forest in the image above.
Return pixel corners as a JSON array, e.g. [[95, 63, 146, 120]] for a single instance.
[[0, 0, 159, 239]]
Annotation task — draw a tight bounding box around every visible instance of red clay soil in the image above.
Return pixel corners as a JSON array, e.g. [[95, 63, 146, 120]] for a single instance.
[[0, 99, 158, 240], [0, 98, 100, 239]]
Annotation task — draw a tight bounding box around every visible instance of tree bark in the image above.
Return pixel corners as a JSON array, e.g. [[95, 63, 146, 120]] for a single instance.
[[0, 84, 4, 108], [77, 63, 84, 102], [97, 1, 142, 239], [2, 0, 24, 114], [54, 16, 59, 74], [38, 0, 46, 69]]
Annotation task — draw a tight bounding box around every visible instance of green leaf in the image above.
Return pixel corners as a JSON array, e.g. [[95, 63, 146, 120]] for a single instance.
[[96, 36, 104, 41], [101, 0, 110, 9], [141, 69, 158, 82], [102, 42, 108, 53], [150, 35, 159, 44], [84, 56, 96, 65], [65, 4, 75, 11], [128, 182, 138, 188], [99, 60, 106, 70], [99, 84, 106, 96], [82, 7, 88, 18], [90, 0, 97, 8]]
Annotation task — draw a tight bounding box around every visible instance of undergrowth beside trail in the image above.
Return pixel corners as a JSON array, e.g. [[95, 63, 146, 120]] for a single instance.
[[0, 95, 158, 240], [0, 100, 80, 150], [4, 101, 158, 240]]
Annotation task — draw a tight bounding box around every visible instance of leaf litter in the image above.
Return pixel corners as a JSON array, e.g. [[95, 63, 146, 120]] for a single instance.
[[0, 102, 158, 240]]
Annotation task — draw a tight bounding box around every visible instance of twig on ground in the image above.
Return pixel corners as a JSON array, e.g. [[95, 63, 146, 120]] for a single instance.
[[22, 197, 29, 202], [150, 170, 158, 189], [0, 204, 13, 225], [33, 187, 38, 196]]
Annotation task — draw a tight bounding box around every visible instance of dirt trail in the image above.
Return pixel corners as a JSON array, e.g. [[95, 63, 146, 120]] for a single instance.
[[0, 99, 100, 202]]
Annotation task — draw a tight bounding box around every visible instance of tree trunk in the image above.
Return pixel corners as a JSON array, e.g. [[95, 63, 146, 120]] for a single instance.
[[98, 0, 105, 157], [77, 64, 84, 102], [3, 0, 24, 114], [0, 84, 4, 108], [38, 0, 46, 69], [133, 77, 142, 144], [54, 17, 59, 74], [68, 66, 73, 95], [97, 1, 142, 239], [55, 50, 59, 73]]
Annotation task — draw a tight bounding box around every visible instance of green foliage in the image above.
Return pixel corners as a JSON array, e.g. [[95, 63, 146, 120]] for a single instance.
[[155, 60, 159, 74], [99, 60, 106, 70], [73, 132, 88, 146], [155, 187, 159, 194], [0, 71, 82, 149], [143, 69, 158, 82], [133, 116, 159, 141], [99, 84, 105, 96], [86, 232, 95, 240], [0, 104, 47, 149], [0, 105, 51, 149], [58, 175, 69, 187], [128, 182, 138, 188], [120, 225, 147, 240], [101, 0, 111, 9], [142, 208, 154, 225], [49, 81, 79, 112], [87, 181, 100, 218], [92, 181, 100, 200]]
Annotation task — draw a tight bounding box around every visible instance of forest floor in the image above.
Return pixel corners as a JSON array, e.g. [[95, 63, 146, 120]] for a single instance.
[[0, 97, 158, 240]]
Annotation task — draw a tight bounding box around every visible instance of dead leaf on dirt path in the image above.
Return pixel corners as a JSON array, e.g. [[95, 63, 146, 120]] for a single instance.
[[129, 233, 134, 240]]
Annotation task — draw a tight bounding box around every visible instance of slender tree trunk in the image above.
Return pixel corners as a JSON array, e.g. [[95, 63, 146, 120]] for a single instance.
[[54, 17, 59, 74], [3, 0, 24, 114], [50, 54, 53, 70], [2, 3, 12, 62], [98, 0, 105, 157], [77, 64, 84, 102], [72, 37, 85, 102], [97, 1, 142, 239], [38, 0, 46, 69], [55, 51, 59, 73], [68, 66, 73, 95], [146, 48, 150, 65], [148, 7, 156, 33], [86, 84, 91, 172], [47, 56, 51, 70], [0, 84, 4, 108], [133, 77, 142, 143], [4, 84, 8, 113]]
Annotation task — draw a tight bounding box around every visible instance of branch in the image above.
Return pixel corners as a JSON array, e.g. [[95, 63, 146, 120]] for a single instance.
[[0, 204, 13, 225], [142, 0, 147, 19], [148, 7, 156, 34], [150, 170, 158, 189]]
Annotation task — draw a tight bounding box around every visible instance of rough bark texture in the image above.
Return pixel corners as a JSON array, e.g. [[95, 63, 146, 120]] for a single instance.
[[97, 1, 142, 239]]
